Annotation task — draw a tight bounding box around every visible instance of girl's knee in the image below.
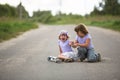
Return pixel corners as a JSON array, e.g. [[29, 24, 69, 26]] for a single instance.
[[77, 47, 87, 53], [58, 54, 62, 58], [77, 47, 87, 50]]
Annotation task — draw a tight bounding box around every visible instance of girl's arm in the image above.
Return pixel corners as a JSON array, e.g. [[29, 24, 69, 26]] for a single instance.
[[76, 38, 90, 47], [59, 45, 62, 54]]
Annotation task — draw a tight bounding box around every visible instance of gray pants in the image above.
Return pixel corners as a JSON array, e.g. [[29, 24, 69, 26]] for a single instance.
[[77, 47, 98, 62]]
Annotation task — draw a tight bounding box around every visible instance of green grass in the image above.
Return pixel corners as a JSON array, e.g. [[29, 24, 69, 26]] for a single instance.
[[87, 16, 120, 31], [90, 20, 120, 31], [47, 15, 120, 32], [0, 19, 38, 42], [1, 15, 119, 43]]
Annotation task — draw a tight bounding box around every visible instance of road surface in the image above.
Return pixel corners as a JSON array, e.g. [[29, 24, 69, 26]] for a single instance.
[[0, 25, 120, 80]]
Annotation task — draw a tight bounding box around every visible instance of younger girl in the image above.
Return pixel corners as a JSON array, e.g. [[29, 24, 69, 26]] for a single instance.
[[73, 24, 101, 62], [58, 30, 76, 62]]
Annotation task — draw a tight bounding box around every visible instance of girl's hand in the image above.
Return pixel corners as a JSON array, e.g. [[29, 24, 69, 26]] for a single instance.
[[69, 41, 74, 46], [74, 43, 79, 46], [70, 42, 79, 48]]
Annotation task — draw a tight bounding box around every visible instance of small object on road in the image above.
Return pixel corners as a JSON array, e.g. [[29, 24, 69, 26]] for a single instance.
[[47, 56, 62, 63]]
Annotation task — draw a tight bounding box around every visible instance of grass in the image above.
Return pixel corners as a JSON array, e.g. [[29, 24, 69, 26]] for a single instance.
[[47, 15, 120, 32], [0, 18, 38, 42], [88, 16, 120, 31], [0, 15, 120, 42], [90, 20, 120, 31]]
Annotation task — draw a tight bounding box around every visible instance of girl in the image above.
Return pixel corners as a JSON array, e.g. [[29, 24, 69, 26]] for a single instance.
[[58, 30, 77, 62], [73, 24, 101, 62]]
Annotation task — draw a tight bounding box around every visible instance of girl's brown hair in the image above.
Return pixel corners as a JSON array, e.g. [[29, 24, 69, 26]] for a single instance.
[[74, 23, 88, 35]]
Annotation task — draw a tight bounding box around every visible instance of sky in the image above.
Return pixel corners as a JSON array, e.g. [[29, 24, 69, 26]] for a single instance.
[[0, 0, 103, 16]]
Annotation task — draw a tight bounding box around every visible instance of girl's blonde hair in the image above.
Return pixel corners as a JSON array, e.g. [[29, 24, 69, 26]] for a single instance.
[[74, 23, 88, 35]]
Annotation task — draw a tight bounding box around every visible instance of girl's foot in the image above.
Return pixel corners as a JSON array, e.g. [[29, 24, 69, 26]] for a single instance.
[[64, 58, 74, 62], [97, 53, 101, 62], [77, 58, 81, 62], [55, 58, 62, 63]]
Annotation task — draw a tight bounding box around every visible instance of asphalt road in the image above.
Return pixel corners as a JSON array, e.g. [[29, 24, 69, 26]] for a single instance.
[[0, 25, 120, 80]]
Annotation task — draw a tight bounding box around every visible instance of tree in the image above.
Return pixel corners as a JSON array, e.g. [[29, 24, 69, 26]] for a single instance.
[[32, 10, 52, 23], [90, 0, 120, 15], [0, 4, 16, 17], [91, 7, 102, 15], [103, 0, 120, 15], [0, 3, 29, 18], [16, 2, 29, 19]]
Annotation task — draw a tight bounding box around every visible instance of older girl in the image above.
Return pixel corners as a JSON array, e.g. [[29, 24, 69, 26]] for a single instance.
[[73, 24, 101, 62]]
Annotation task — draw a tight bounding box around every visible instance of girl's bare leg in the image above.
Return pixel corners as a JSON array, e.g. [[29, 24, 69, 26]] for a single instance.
[[58, 54, 73, 62], [58, 54, 68, 60]]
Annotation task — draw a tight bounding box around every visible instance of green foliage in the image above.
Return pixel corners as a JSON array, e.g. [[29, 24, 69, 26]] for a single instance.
[[90, 18, 120, 31], [45, 15, 120, 32], [90, 7, 105, 15], [0, 20, 38, 42], [48, 14, 83, 24], [0, 0, 120, 43], [0, 4, 16, 17], [32, 10, 52, 23], [0, 3, 29, 18], [16, 2, 29, 18], [103, 0, 120, 15], [32, 11, 84, 24], [91, 0, 120, 16]]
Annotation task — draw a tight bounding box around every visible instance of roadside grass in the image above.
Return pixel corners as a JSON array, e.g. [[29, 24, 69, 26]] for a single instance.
[[0, 18, 38, 42], [90, 20, 120, 31], [47, 15, 120, 32], [87, 16, 120, 31], [0, 15, 120, 42]]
